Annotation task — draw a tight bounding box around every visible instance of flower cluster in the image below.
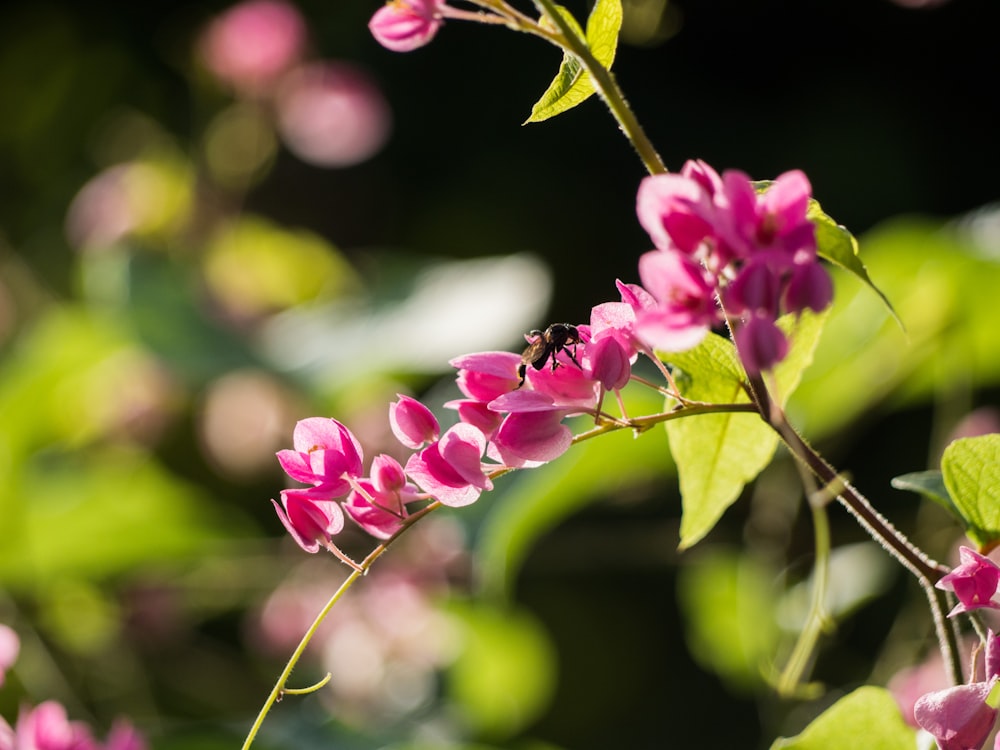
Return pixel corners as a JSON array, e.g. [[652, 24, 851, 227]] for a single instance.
[[0, 626, 147, 750], [272, 158, 837, 555], [903, 549, 1000, 750], [913, 631, 1000, 750], [634, 159, 832, 373]]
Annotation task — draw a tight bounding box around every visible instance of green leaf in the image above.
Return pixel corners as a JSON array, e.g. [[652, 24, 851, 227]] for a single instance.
[[525, 0, 623, 123], [807, 199, 899, 326], [445, 601, 557, 738], [941, 434, 1000, 549], [476, 387, 671, 599], [770, 686, 915, 750], [667, 309, 827, 549], [891, 470, 961, 520], [677, 549, 779, 692]]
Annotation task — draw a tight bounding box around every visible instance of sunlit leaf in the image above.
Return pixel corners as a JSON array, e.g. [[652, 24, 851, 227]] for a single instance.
[[667, 309, 827, 549], [891, 470, 960, 521], [525, 0, 623, 123], [941, 434, 1000, 549], [770, 686, 915, 750], [677, 548, 779, 692], [445, 601, 557, 738], [476, 387, 671, 599], [808, 199, 899, 326]]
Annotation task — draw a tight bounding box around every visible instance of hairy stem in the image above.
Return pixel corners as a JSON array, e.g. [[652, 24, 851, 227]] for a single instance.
[[744, 373, 959, 681]]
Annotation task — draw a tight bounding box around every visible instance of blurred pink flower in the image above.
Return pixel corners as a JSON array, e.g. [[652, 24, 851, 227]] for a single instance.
[[199, 0, 306, 94], [275, 61, 391, 168], [0, 624, 18, 688], [14, 701, 99, 750]]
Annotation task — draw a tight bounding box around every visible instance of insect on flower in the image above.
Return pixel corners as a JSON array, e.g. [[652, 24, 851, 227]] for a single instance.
[[517, 323, 582, 387]]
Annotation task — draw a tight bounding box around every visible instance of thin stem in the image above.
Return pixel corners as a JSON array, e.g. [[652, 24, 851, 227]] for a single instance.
[[744, 373, 959, 681], [241, 500, 442, 750], [776, 469, 833, 696]]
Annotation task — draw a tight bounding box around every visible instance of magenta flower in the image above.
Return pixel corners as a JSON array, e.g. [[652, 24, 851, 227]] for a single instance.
[[636, 171, 715, 256], [369, 0, 446, 52], [342, 454, 424, 538], [914, 678, 1000, 750], [276, 417, 364, 497], [487, 393, 574, 467], [405, 423, 493, 507], [450, 351, 522, 402], [716, 168, 816, 260], [271, 488, 346, 553], [14, 701, 99, 750], [635, 250, 718, 351], [734, 313, 790, 376], [103, 720, 148, 750], [586, 335, 632, 391], [389, 395, 440, 449], [0, 624, 18, 688], [445, 399, 505, 438], [936, 547, 1000, 617]]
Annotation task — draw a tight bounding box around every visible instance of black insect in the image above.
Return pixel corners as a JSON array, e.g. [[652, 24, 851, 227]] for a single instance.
[[517, 323, 582, 387]]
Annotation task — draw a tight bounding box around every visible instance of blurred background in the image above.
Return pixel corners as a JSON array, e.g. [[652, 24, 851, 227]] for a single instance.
[[1, 0, 999, 748]]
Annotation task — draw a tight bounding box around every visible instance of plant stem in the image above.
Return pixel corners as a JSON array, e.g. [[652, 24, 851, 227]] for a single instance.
[[529, 0, 667, 175], [744, 373, 960, 682], [241, 501, 442, 750]]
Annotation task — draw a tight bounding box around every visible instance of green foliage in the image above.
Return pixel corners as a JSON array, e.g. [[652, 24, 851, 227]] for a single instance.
[[676, 548, 779, 692], [941, 434, 1000, 549], [525, 0, 622, 123], [891, 470, 959, 520], [791, 218, 1000, 438], [445, 601, 557, 739], [808, 200, 898, 325], [666, 309, 827, 549], [476, 386, 671, 599], [770, 687, 915, 750]]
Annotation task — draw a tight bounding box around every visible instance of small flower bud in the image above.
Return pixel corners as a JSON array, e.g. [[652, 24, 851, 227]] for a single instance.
[[369, 0, 445, 53], [389, 395, 440, 449]]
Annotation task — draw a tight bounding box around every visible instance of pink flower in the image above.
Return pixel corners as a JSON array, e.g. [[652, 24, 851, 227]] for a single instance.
[[343, 455, 423, 539], [276, 417, 364, 497], [586, 335, 632, 391], [487, 392, 574, 467], [914, 678, 999, 750], [937, 547, 1000, 617], [271, 488, 345, 553], [14, 701, 99, 750], [636, 172, 715, 256], [635, 250, 718, 351], [450, 351, 521, 402], [784, 258, 834, 314], [103, 720, 148, 750], [716, 169, 816, 260], [444, 399, 504, 438], [405, 423, 493, 507], [1, 716, 12, 750], [369, 0, 445, 53], [275, 61, 392, 168], [389, 395, 440, 449], [199, 0, 306, 94], [734, 313, 789, 376], [0, 624, 18, 688]]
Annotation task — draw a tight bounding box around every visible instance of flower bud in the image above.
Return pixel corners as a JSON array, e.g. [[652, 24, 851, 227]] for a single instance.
[[369, 0, 445, 53]]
